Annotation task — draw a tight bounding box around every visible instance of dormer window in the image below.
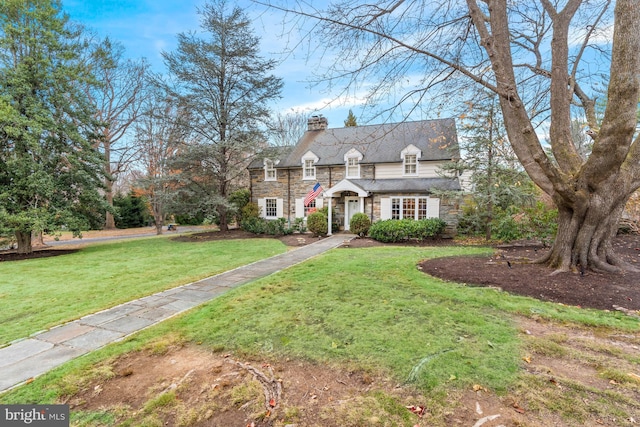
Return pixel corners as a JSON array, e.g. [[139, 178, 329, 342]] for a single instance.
[[304, 159, 315, 179], [264, 159, 276, 181], [401, 144, 421, 176], [404, 154, 417, 175], [301, 151, 319, 180], [344, 148, 363, 179]]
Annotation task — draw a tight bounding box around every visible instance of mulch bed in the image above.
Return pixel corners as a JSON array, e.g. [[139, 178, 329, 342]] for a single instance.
[[417, 235, 640, 312]]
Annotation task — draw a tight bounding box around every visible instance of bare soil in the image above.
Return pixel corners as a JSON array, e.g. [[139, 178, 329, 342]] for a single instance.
[[5, 228, 640, 425]]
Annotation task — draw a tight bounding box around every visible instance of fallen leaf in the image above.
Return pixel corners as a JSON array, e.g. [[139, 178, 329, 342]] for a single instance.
[[472, 384, 487, 392], [269, 398, 276, 407], [512, 402, 526, 414], [405, 405, 426, 417], [265, 410, 271, 417], [522, 356, 531, 363], [628, 372, 640, 383]]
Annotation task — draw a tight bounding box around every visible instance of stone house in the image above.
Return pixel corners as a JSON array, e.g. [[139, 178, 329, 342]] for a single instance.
[[248, 116, 462, 234]]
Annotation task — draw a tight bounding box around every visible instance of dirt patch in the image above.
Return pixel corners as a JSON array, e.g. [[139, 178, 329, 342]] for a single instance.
[[64, 328, 640, 427], [418, 234, 640, 312]]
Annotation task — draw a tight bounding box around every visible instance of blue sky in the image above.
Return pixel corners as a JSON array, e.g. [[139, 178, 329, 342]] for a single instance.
[[63, 0, 357, 128]]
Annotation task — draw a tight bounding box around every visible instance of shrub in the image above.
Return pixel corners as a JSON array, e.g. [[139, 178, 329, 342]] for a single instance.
[[307, 211, 328, 236], [240, 217, 292, 235], [349, 213, 371, 236], [291, 217, 307, 233], [241, 202, 260, 221], [369, 218, 446, 243], [229, 189, 251, 224]]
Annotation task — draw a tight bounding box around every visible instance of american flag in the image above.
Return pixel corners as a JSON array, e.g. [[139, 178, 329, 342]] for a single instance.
[[304, 182, 323, 206]]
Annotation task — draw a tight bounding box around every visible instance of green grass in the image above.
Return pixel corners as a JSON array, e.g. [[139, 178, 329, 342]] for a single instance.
[[0, 236, 286, 345], [1, 244, 638, 422]]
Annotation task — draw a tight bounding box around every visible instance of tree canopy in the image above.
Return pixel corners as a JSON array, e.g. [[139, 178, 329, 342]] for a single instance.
[[162, 0, 283, 231], [262, 0, 640, 273], [0, 0, 108, 253]]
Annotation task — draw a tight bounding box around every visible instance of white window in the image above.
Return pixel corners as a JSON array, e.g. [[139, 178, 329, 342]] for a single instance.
[[346, 157, 359, 178], [258, 198, 283, 218], [388, 197, 439, 219], [344, 148, 363, 178], [264, 159, 276, 181], [265, 198, 277, 217], [404, 154, 417, 175], [401, 144, 421, 176], [301, 150, 319, 181], [304, 159, 315, 179]]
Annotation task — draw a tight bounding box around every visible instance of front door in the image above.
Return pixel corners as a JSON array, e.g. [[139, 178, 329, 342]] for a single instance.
[[345, 198, 360, 231]]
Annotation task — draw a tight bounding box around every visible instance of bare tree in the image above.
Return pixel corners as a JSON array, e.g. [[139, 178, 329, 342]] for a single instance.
[[134, 88, 185, 235], [269, 110, 309, 146], [87, 38, 148, 229], [258, 0, 640, 274]]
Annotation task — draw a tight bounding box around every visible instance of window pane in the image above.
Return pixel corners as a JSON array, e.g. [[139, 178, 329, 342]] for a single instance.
[[403, 198, 415, 219], [417, 198, 428, 219], [347, 157, 358, 177], [391, 198, 401, 219], [304, 160, 315, 178], [404, 154, 417, 174], [266, 198, 277, 217]]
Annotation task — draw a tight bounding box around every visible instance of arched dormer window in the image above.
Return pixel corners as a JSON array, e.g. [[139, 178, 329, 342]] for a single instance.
[[401, 144, 422, 176], [344, 148, 363, 178], [301, 151, 319, 180], [264, 158, 277, 181]]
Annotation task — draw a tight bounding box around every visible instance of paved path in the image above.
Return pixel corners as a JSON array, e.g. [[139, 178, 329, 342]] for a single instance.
[[0, 234, 352, 393]]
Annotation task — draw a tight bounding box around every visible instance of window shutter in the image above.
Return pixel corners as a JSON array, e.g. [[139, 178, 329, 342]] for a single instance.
[[276, 198, 284, 218], [257, 198, 267, 219], [295, 198, 304, 218], [427, 197, 440, 218], [380, 197, 391, 220], [316, 198, 324, 209]]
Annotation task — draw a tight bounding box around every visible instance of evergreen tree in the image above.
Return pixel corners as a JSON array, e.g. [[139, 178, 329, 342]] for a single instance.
[[344, 109, 357, 127], [162, 0, 283, 231], [0, 0, 108, 253]]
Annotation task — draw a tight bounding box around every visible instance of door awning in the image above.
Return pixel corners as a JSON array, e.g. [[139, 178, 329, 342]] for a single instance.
[[323, 179, 369, 197]]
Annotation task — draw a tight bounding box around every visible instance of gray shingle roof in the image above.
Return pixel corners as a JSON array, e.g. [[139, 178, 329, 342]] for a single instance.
[[250, 118, 459, 169], [349, 178, 460, 193]]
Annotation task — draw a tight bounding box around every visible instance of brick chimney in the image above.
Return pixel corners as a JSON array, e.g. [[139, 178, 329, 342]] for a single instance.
[[307, 115, 328, 131]]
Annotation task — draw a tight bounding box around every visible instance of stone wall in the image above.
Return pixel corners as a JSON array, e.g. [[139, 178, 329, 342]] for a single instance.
[[250, 165, 459, 235]]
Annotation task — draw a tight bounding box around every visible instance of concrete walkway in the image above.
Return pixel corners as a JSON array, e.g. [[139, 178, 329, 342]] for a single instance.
[[0, 234, 352, 393]]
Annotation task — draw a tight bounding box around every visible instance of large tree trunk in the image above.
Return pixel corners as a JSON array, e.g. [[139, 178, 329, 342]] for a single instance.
[[15, 231, 32, 255], [542, 181, 635, 273]]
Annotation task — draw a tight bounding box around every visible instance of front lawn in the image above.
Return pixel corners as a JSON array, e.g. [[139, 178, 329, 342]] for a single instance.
[[0, 236, 286, 345]]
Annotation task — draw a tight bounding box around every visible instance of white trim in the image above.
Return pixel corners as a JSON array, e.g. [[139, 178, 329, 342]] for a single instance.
[[344, 148, 363, 179], [259, 197, 283, 219], [264, 159, 276, 181], [401, 144, 421, 177], [323, 179, 368, 197]]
